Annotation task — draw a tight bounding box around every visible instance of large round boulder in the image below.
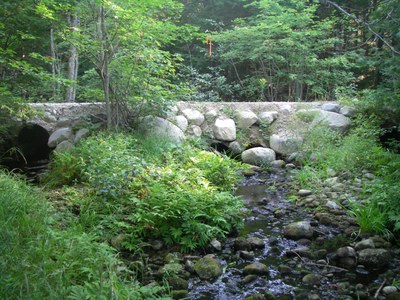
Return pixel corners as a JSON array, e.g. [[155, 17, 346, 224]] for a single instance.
[[358, 248, 391, 269], [236, 110, 258, 129], [138, 116, 184, 144], [193, 255, 223, 280], [213, 118, 236, 142], [269, 134, 302, 156], [181, 108, 205, 126], [283, 221, 314, 240], [241, 147, 276, 166], [48, 127, 73, 148]]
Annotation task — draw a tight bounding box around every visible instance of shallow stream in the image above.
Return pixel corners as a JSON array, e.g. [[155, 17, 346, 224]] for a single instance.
[[187, 169, 398, 300]]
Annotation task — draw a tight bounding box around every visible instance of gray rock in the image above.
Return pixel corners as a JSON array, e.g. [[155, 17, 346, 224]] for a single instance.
[[383, 286, 398, 296], [314, 110, 351, 132], [358, 248, 390, 269], [298, 189, 312, 197], [270, 134, 302, 156], [181, 108, 204, 126], [241, 147, 276, 166], [168, 277, 188, 290], [234, 237, 251, 251], [243, 262, 269, 276], [355, 239, 375, 251], [324, 177, 339, 186], [236, 110, 258, 128], [325, 200, 341, 210], [336, 246, 357, 268], [258, 111, 278, 125], [242, 275, 258, 284], [205, 109, 218, 122], [213, 118, 236, 142], [54, 140, 74, 152], [187, 125, 202, 137], [48, 127, 73, 147], [297, 109, 351, 132], [193, 255, 222, 280], [210, 239, 222, 251], [271, 160, 286, 168], [173, 115, 188, 132], [280, 104, 292, 114], [321, 103, 341, 113], [139, 116, 184, 144], [339, 106, 356, 117], [73, 128, 90, 144], [283, 221, 314, 240], [229, 141, 245, 156], [302, 273, 322, 284], [247, 237, 265, 249], [240, 251, 255, 259]]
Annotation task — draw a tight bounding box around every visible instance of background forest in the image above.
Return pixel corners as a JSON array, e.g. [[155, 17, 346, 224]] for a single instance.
[[1, 0, 399, 124]]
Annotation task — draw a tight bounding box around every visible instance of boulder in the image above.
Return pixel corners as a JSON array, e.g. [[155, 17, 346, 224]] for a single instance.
[[339, 106, 356, 117], [73, 128, 90, 144], [139, 116, 184, 144], [358, 248, 390, 269], [213, 118, 236, 142], [269, 134, 302, 156], [229, 141, 245, 156], [297, 109, 351, 132], [241, 147, 276, 166], [243, 262, 269, 276], [258, 111, 278, 125], [321, 103, 341, 113], [302, 273, 322, 285], [283, 221, 314, 240], [336, 246, 357, 268], [355, 239, 375, 251], [54, 140, 74, 153], [181, 108, 204, 126], [187, 125, 202, 137], [205, 109, 218, 122], [193, 255, 222, 280], [173, 115, 188, 132], [236, 110, 258, 129], [48, 127, 73, 147], [314, 110, 351, 132]]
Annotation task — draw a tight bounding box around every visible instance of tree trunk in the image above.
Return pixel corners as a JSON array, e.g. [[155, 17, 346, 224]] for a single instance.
[[65, 14, 80, 103]]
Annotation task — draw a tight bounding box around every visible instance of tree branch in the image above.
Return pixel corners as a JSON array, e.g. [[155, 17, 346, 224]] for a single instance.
[[322, 0, 400, 55]]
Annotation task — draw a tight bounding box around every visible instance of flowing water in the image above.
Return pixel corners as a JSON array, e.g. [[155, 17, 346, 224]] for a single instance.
[[188, 169, 389, 300]]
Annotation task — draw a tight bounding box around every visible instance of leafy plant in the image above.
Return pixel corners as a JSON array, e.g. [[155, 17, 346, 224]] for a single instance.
[[44, 132, 245, 251]]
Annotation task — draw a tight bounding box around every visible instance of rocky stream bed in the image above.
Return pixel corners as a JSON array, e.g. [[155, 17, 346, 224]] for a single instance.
[[137, 167, 400, 300]]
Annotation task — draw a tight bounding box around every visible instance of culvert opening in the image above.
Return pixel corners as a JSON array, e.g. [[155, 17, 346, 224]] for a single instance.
[[18, 124, 50, 166]]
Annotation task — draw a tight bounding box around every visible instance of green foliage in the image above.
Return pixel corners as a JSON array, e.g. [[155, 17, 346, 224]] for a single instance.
[[0, 171, 166, 299], [44, 133, 244, 251], [216, 0, 354, 101]]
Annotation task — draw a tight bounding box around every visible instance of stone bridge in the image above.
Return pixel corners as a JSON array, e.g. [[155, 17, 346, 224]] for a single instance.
[[11, 101, 353, 167]]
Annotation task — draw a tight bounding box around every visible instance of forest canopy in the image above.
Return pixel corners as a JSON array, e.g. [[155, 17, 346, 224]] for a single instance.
[[0, 0, 399, 127]]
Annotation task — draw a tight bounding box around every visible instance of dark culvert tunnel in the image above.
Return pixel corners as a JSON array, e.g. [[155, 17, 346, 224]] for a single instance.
[[17, 124, 51, 167]]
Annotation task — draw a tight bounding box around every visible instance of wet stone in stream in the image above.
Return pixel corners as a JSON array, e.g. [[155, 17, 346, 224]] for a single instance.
[[187, 169, 400, 300]]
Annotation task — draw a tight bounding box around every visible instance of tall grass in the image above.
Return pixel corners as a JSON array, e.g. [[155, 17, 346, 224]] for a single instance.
[[0, 171, 167, 299]]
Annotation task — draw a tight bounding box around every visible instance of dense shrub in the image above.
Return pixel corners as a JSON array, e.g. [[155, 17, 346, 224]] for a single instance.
[[44, 133, 245, 251]]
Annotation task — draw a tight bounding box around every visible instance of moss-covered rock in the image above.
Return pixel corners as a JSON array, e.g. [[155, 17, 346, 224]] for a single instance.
[[193, 255, 222, 280]]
